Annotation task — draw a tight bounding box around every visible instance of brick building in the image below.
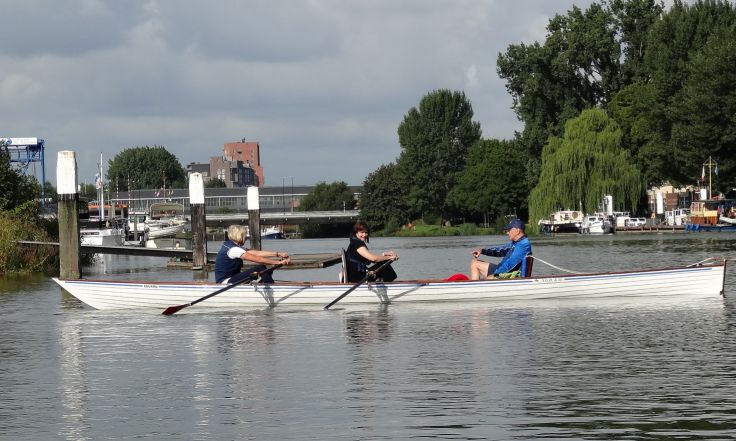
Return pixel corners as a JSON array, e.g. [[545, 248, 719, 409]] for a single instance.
[[186, 139, 265, 188]]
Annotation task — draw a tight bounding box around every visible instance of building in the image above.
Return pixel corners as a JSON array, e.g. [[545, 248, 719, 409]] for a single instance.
[[209, 157, 258, 188], [224, 139, 264, 186], [186, 139, 265, 188], [111, 185, 362, 214]]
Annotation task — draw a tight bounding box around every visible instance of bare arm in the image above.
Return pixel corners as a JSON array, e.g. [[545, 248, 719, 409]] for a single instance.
[[242, 249, 290, 265], [356, 246, 398, 263]]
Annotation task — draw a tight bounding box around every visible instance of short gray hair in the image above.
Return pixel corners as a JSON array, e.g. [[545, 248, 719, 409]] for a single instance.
[[227, 225, 248, 243]]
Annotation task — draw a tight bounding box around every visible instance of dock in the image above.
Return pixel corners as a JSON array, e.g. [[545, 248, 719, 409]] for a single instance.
[[614, 225, 686, 233], [17, 241, 341, 269]]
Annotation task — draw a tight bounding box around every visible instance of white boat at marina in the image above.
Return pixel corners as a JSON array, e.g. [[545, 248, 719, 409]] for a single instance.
[[580, 214, 612, 234], [666, 208, 690, 226], [146, 220, 186, 239], [52, 259, 727, 311], [80, 217, 126, 246], [142, 202, 188, 245], [538, 210, 584, 233], [262, 225, 286, 239]]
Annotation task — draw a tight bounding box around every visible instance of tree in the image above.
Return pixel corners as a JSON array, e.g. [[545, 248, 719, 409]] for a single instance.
[[529, 108, 642, 228], [497, 1, 663, 159], [299, 181, 356, 211], [669, 26, 736, 188], [396, 89, 481, 221], [359, 163, 408, 231], [299, 181, 357, 237], [449, 139, 530, 224], [0, 148, 39, 210], [608, 81, 670, 186], [106, 146, 186, 190], [43, 181, 58, 202], [205, 178, 227, 188], [78, 182, 98, 201]]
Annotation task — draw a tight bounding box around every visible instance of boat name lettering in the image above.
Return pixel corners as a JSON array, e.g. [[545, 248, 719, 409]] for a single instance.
[[143, 284, 158, 289], [536, 277, 564, 283]]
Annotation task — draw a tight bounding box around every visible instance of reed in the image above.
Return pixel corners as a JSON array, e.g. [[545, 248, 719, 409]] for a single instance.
[[0, 207, 59, 274]]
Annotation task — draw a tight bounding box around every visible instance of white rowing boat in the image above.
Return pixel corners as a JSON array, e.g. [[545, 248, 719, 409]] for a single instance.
[[52, 260, 727, 311]]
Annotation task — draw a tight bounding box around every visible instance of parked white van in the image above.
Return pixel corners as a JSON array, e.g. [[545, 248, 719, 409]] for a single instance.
[[625, 217, 647, 227]]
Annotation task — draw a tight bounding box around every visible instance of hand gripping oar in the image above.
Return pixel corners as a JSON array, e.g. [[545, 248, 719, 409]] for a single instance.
[[324, 259, 392, 310], [162, 264, 284, 315]]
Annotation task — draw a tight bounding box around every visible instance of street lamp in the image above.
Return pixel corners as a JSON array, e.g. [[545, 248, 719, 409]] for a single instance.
[[282, 176, 293, 213]]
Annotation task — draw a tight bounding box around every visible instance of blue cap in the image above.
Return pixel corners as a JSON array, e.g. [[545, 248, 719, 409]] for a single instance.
[[504, 218, 525, 231]]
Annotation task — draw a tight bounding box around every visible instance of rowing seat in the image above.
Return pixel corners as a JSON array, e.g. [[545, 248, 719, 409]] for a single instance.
[[338, 248, 348, 282], [523, 254, 533, 277]]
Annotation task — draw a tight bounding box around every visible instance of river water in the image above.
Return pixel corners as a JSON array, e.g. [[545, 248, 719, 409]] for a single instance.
[[2, 233, 736, 440]]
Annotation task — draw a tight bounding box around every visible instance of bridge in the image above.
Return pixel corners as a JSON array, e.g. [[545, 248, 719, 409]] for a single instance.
[[205, 210, 360, 227]]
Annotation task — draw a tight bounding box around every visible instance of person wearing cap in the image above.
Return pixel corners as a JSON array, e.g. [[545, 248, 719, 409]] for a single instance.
[[469, 218, 532, 280]]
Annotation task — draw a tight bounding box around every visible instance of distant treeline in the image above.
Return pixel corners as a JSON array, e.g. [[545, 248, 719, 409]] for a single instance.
[[357, 0, 736, 232]]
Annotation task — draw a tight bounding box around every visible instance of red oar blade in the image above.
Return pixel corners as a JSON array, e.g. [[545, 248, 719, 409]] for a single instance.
[[162, 304, 188, 315]]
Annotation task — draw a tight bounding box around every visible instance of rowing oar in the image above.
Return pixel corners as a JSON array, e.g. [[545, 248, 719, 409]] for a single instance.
[[162, 264, 284, 315], [324, 260, 393, 310]]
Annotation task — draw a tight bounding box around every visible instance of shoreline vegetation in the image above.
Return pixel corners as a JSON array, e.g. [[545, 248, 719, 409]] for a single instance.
[[0, 207, 59, 275]]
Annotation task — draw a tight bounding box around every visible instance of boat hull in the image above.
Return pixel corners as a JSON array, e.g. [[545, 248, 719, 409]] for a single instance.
[[52, 263, 726, 311]]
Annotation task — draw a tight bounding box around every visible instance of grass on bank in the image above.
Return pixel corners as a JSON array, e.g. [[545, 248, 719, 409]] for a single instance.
[[0, 204, 59, 275]]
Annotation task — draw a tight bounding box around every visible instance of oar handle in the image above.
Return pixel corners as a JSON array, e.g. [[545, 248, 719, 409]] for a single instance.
[[162, 263, 284, 315], [324, 259, 393, 310]]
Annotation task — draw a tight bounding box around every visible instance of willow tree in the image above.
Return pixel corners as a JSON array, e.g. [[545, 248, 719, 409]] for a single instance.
[[529, 108, 642, 228]]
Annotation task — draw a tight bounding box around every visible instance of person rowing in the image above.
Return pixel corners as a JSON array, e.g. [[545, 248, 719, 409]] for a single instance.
[[345, 221, 399, 283], [215, 225, 290, 284]]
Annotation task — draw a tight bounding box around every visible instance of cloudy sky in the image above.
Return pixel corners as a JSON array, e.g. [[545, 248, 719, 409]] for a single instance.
[[2, 0, 609, 188]]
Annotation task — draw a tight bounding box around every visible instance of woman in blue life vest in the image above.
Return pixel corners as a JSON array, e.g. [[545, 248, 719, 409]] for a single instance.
[[215, 225, 290, 284], [345, 221, 399, 283], [469, 218, 532, 280]]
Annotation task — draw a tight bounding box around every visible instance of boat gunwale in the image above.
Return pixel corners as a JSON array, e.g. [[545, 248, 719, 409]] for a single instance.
[[54, 261, 725, 287]]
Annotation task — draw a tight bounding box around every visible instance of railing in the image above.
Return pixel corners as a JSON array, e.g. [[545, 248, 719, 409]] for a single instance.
[[205, 210, 360, 226]]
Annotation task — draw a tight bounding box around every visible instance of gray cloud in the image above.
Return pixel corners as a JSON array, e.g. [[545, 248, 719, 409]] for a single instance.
[[1, 0, 600, 187]]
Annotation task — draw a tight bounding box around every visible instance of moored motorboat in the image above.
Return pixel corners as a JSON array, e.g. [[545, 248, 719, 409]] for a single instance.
[[580, 214, 612, 234], [80, 217, 126, 246], [538, 210, 584, 234], [52, 259, 727, 311], [261, 226, 286, 239]]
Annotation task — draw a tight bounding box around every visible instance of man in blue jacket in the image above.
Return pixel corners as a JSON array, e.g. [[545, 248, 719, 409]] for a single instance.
[[470, 218, 532, 280]]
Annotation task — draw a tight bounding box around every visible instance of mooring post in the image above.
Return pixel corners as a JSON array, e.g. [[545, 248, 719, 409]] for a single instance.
[[247, 186, 262, 251], [189, 173, 207, 271], [57, 151, 81, 279]]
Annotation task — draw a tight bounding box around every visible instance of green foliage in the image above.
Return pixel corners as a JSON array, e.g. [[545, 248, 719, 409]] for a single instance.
[[0, 205, 58, 274], [42, 181, 57, 201], [669, 26, 736, 188], [299, 181, 356, 211], [359, 163, 408, 230], [0, 149, 40, 210], [299, 181, 356, 238], [205, 178, 227, 188], [78, 183, 98, 200], [498, 2, 635, 157], [107, 146, 186, 190], [449, 139, 530, 224], [608, 81, 669, 186], [632, 0, 736, 185], [396, 89, 481, 220], [529, 109, 642, 229]]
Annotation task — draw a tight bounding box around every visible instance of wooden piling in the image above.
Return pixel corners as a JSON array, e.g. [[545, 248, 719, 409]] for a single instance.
[[247, 186, 262, 251], [189, 173, 207, 271], [57, 151, 81, 279]]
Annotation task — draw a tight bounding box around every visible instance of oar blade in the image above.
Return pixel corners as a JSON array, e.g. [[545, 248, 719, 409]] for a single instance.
[[162, 304, 188, 315]]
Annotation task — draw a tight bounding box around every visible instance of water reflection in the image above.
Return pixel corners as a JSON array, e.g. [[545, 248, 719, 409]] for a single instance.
[[342, 305, 393, 345], [6, 234, 736, 439]]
